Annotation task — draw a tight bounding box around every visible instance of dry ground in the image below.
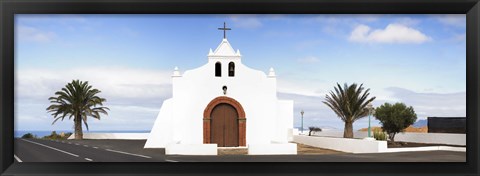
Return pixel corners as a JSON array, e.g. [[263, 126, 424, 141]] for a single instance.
[[218, 143, 343, 155], [296, 143, 343, 155]]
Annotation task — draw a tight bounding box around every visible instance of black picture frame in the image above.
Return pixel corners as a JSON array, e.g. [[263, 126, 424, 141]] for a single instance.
[[1, 0, 479, 175]]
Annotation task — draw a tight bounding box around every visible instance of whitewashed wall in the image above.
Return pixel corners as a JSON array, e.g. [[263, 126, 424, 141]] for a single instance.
[[293, 135, 387, 153], [311, 131, 466, 146]]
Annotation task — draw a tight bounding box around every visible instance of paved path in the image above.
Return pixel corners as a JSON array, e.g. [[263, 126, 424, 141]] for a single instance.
[[14, 139, 466, 162]]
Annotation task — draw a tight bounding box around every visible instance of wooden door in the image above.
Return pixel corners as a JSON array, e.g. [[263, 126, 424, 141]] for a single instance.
[[211, 103, 239, 147]]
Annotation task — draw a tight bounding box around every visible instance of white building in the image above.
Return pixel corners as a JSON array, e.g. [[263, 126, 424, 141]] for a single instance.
[[144, 25, 297, 155]]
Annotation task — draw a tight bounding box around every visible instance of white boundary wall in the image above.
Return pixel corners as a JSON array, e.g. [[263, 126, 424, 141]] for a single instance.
[[311, 131, 466, 146], [293, 135, 387, 153], [383, 146, 466, 153], [294, 135, 465, 153], [67, 133, 149, 140]]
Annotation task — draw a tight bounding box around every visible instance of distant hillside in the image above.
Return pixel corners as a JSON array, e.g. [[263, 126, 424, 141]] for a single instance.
[[413, 119, 428, 128]]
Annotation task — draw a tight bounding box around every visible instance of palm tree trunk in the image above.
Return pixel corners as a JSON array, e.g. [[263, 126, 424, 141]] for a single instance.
[[74, 115, 83, 140], [343, 122, 354, 138]]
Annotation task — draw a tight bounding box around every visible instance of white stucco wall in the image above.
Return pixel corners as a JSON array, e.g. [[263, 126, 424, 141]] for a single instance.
[[144, 99, 175, 148], [293, 135, 465, 153], [311, 131, 466, 146], [293, 135, 387, 154], [144, 39, 294, 149]]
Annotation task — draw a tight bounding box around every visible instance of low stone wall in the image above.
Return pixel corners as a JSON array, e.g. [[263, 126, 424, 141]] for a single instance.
[[393, 133, 465, 146], [293, 135, 387, 153], [311, 131, 466, 146], [383, 146, 466, 153], [67, 133, 149, 140]]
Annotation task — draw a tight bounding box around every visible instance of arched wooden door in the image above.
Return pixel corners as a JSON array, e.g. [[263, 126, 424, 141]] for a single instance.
[[210, 103, 239, 147]]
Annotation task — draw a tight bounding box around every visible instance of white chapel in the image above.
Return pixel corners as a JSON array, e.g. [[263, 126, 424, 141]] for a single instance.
[[144, 23, 297, 155]]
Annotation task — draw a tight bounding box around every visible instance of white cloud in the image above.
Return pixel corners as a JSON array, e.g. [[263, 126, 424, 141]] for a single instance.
[[314, 14, 380, 24], [16, 25, 56, 42], [435, 14, 466, 28], [277, 78, 326, 97], [16, 67, 172, 100], [395, 17, 420, 26], [15, 67, 174, 131], [277, 86, 465, 130], [297, 56, 320, 63], [229, 15, 262, 29], [349, 24, 431, 44], [383, 87, 466, 117]]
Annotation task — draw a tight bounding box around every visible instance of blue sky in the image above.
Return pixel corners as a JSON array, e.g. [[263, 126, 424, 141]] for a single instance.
[[14, 14, 466, 132]]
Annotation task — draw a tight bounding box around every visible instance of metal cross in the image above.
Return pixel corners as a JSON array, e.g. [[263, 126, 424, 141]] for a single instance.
[[218, 22, 231, 39]]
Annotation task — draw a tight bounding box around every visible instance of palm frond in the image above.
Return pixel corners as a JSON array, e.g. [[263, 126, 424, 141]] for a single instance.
[[323, 83, 376, 123], [46, 80, 109, 135]]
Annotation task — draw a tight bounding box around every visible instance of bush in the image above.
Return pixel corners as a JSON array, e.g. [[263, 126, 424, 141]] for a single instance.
[[373, 129, 387, 141], [308, 126, 322, 136], [374, 102, 417, 142], [64, 132, 73, 138], [21, 133, 34, 139], [43, 131, 71, 140]]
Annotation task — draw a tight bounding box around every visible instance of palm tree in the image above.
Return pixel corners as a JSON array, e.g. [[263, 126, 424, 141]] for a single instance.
[[323, 83, 375, 138], [46, 80, 109, 140]]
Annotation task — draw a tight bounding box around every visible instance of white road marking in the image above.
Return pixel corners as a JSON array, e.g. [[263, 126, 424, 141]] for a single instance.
[[83, 145, 88, 147], [165, 159, 179, 162], [93, 147, 98, 149], [21, 139, 79, 157], [105, 149, 152, 159], [14, 155, 22, 162], [68, 142, 72, 144], [75, 143, 80, 145], [84, 158, 93, 161]]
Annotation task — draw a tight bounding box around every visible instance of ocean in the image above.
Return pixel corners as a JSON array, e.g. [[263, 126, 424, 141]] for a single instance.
[[14, 130, 150, 138]]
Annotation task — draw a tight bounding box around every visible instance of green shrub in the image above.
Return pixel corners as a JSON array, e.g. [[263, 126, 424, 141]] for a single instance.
[[308, 126, 322, 136], [43, 131, 61, 140], [21, 133, 34, 139], [374, 102, 417, 142], [64, 132, 73, 138], [43, 131, 73, 140], [373, 129, 388, 141]]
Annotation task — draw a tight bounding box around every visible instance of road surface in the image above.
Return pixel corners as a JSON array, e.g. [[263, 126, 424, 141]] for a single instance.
[[14, 138, 466, 162], [15, 138, 166, 162]]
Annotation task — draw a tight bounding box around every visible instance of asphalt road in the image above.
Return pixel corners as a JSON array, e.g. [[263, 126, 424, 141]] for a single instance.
[[15, 138, 166, 162], [14, 138, 466, 162]]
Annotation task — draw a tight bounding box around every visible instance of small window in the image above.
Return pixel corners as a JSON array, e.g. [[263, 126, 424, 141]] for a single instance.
[[215, 62, 221, 77], [228, 62, 235, 77]]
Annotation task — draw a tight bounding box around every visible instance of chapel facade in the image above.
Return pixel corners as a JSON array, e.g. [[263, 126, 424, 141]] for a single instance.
[[144, 23, 297, 155]]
